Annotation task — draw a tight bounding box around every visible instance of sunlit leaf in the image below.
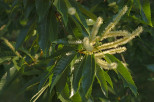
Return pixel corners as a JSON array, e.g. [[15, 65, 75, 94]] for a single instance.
[[96, 66, 108, 97], [58, 83, 70, 102], [104, 72, 113, 89], [135, 0, 152, 26], [106, 54, 138, 96]]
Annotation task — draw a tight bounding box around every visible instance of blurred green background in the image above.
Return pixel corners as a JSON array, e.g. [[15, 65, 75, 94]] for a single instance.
[[0, 0, 154, 102]]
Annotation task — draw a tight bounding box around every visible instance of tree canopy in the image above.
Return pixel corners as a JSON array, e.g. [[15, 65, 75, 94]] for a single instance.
[[0, 0, 154, 102]]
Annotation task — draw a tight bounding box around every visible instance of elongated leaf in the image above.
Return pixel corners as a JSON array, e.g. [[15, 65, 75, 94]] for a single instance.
[[54, 0, 68, 26], [69, 16, 84, 38], [35, 0, 51, 22], [56, 68, 68, 93], [15, 28, 28, 50], [38, 72, 49, 90], [80, 55, 95, 98], [70, 0, 90, 35], [50, 52, 76, 92], [106, 54, 137, 96], [15, 19, 36, 50], [0, 66, 18, 93], [38, 8, 58, 51], [64, 0, 90, 36], [141, 0, 152, 26], [58, 83, 70, 102], [71, 92, 82, 102], [19, 76, 40, 94], [135, 0, 152, 26], [77, 4, 97, 20], [39, 46, 76, 60], [72, 56, 86, 93], [24, 0, 35, 18], [96, 66, 108, 97], [104, 72, 113, 89]]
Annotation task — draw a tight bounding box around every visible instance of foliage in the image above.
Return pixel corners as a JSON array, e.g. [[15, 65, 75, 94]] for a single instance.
[[0, 0, 154, 102]]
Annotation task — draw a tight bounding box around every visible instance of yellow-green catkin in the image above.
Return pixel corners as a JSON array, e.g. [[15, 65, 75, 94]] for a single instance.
[[83, 37, 93, 51], [94, 27, 143, 52], [80, 5, 143, 70], [90, 17, 103, 41], [95, 58, 117, 70], [101, 6, 128, 39], [101, 30, 130, 40], [95, 47, 126, 58]]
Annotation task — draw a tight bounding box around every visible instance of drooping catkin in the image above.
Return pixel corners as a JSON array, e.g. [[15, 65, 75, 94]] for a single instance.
[[95, 58, 117, 70], [80, 5, 143, 71]]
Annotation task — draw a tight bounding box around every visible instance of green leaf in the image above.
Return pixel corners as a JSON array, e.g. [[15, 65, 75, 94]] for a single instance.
[[69, 16, 84, 39], [56, 68, 68, 93], [58, 83, 71, 102], [50, 52, 76, 92], [38, 8, 58, 51], [70, 0, 90, 35], [135, 0, 152, 26], [104, 72, 113, 89], [38, 72, 49, 90], [64, 0, 90, 36], [35, 0, 51, 22], [15, 28, 29, 50], [20, 76, 40, 94], [79, 55, 95, 98], [54, 0, 68, 26], [141, 0, 152, 26], [96, 66, 108, 97], [71, 92, 82, 102], [106, 54, 138, 96], [72, 56, 86, 93], [15, 19, 36, 50], [24, 0, 35, 18], [77, 3, 97, 20], [39, 46, 76, 60], [0, 66, 18, 93]]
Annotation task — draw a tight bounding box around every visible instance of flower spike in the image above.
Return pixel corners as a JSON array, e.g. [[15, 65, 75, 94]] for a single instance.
[[95, 58, 117, 70], [94, 47, 126, 58], [90, 17, 103, 41], [79, 5, 143, 70], [101, 5, 128, 39]]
